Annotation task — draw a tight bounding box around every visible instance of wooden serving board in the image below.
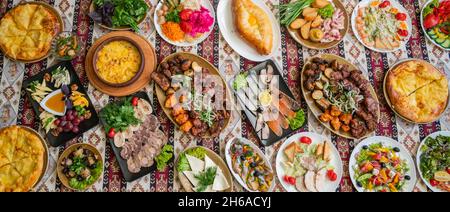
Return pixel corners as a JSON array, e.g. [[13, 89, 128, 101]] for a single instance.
[[85, 31, 156, 97], [383, 58, 450, 124], [176, 146, 233, 192], [301, 54, 380, 139], [287, 0, 349, 50], [154, 52, 232, 139]]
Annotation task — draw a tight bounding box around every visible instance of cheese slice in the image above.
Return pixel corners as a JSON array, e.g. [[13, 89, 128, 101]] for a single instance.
[[212, 170, 230, 191], [204, 155, 217, 170], [186, 154, 204, 172], [183, 171, 200, 187]]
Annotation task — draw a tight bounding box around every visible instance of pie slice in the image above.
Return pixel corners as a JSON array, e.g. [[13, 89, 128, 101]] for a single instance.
[[0, 164, 23, 192], [28, 5, 58, 35], [0, 14, 27, 37], [10, 4, 37, 30], [233, 0, 273, 55], [387, 60, 449, 123]]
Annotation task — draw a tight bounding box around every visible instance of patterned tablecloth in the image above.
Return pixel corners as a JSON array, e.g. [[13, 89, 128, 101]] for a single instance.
[[0, 0, 448, 192]]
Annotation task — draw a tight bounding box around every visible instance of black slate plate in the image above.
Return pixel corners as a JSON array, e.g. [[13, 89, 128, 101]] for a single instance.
[[22, 61, 99, 147], [230, 60, 301, 146], [99, 92, 161, 182]]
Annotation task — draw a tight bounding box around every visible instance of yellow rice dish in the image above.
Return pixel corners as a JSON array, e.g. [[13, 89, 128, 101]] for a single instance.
[[96, 40, 141, 84]]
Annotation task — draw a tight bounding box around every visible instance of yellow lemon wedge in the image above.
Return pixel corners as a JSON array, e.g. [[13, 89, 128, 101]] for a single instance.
[[434, 171, 450, 182]]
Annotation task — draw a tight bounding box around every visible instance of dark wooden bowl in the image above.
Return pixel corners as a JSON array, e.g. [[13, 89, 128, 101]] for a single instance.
[[93, 36, 145, 87]]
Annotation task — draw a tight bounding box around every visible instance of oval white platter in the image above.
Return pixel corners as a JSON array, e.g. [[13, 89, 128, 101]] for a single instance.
[[225, 137, 276, 192], [217, 0, 281, 62]]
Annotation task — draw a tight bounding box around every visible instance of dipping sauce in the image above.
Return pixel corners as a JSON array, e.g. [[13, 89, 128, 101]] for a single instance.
[[45, 92, 66, 114], [95, 40, 141, 84]]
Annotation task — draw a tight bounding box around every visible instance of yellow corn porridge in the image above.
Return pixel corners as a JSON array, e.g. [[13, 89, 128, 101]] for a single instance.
[[95, 40, 141, 84]]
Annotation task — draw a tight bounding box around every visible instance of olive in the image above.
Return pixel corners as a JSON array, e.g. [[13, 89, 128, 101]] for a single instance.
[[356, 181, 363, 187], [253, 171, 261, 177], [240, 155, 245, 161], [89, 164, 97, 169], [381, 163, 387, 168], [393, 147, 400, 152], [362, 145, 368, 150], [77, 176, 84, 181], [405, 175, 411, 180], [250, 162, 257, 168], [63, 167, 69, 174]]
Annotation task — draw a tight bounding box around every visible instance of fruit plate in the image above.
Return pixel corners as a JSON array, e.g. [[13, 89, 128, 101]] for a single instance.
[[22, 61, 99, 147]]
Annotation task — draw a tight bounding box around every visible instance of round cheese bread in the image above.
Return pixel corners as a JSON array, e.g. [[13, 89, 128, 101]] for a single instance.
[[386, 60, 448, 123]]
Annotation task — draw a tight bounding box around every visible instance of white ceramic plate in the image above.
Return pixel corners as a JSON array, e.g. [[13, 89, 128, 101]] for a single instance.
[[351, 0, 412, 53], [275, 132, 343, 192], [349, 136, 417, 192], [416, 131, 450, 192], [225, 137, 275, 192], [217, 0, 281, 62], [154, 0, 215, 47], [420, 0, 450, 51]]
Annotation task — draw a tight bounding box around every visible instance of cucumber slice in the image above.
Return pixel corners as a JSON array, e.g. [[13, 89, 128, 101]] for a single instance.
[[442, 39, 450, 48], [431, 34, 438, 39], [435, 38, 446, 44], [428, 30, 436, 36]]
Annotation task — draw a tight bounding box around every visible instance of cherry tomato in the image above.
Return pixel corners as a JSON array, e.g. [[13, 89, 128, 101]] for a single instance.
[[398, 29, 409, 37], [380, 189, 387, 192], [372, 153, 382, 161], [131, 97, 139, 106], [108, 128, 116, 138], [447, 168, 450, 174], [288, 176, 296, 185], [327, 170, 337, 181], [283, 175, 290, 183], [395, 13, 407, 21], [379, 1, 391, 8], [300, 136, 312, 145], [430, 179, 439, 187]]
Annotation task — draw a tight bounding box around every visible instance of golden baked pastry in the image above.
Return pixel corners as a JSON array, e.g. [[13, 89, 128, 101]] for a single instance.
[[0, 3, 60, 61], [0, 126, 45, 192], [386, 60, 449, 123], [233, 0, 273, 55]]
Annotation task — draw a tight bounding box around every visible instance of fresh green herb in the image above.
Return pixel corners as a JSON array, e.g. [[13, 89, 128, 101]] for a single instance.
[[68, 160, 102, 190], [155, 145, 174, 171], [420, 135, 450, 180], [318, 4, 335, 19], [278, 0, 314, 26], [93, 0, 105, 7], [165, 9, 181, 23], [99, 97, 141, 132], [94, 0, 149, 31], [28, 81, 40, 92], [75, 105, 87, 116], [194, 167, 217, 192], [423, 0, 439, 17], [288, 110, 306, 130], [177, 147, 207, 172], [233, 73, 248, 91], [199, 110, 216, 127]]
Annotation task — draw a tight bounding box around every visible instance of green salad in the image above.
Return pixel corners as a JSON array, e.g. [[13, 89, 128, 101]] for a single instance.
[[419, 135, 450, 191]]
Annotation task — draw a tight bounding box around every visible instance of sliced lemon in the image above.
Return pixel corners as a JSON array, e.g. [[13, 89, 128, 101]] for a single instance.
[[434, 171, 450, 182]]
